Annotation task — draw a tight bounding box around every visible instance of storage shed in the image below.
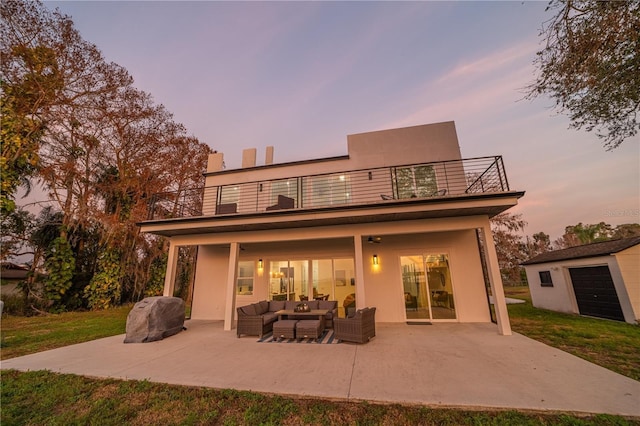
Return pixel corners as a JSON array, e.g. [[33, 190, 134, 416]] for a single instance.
[[522, 236, 640, 324]]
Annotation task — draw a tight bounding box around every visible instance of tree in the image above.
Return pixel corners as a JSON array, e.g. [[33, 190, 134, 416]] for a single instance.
[[526, 231, 553, 258], [43, 230, 75, 311], [554, 221, 613, 248], [0, 45, 61, 214], [0, 207, 35, 261], [611, 223, 640, 239], [490, 213, 528, 285], [84, 245, 121, 310], [2, 0, 212, 311], [528, 0, 640, 150]]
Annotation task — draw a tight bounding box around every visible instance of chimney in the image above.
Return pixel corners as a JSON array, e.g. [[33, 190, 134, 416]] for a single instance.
[[242, 148, 257, 168], [265, 146, 274, 165], [207, 151, 224, 172]]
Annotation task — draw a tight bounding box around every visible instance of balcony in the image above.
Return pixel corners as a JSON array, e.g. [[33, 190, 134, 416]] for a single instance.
[[146, 156, 512, 222]]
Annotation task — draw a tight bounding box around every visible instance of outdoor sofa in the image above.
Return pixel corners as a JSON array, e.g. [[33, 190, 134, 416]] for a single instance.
[[236, 299, 338, 338]]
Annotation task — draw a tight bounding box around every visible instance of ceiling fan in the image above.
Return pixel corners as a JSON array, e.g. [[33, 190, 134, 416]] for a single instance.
[[367, 236, 382, 244]]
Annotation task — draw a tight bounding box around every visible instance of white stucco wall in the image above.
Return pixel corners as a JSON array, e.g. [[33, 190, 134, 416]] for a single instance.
[[190, 245, 230, 320], [205, 121, 462, 187], [360, 230, 489, 323], [525, 263, 578, 315], [614, 244, 640, 322], [345, 121, 462, 169]]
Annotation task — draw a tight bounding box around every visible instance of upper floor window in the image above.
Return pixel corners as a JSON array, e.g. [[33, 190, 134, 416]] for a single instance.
[[305, 173, 351, 207], [393, 165, 437, 199], [219, 185, 240, 205], [270, 178, 298, 205], [539, 270, 553, 287]]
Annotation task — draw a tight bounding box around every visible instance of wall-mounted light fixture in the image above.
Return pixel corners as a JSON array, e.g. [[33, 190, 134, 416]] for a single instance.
[[373, 254, 379, 265], [258, 259, 263, 269]]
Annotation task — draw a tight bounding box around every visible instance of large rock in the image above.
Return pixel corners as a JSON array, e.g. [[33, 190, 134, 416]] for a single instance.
[[124, 296, 185, 343]]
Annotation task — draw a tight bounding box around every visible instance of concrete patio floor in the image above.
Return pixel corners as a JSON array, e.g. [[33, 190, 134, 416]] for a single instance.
[[2, 320, 639, 417]]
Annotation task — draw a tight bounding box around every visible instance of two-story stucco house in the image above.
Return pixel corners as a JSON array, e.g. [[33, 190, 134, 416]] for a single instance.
[[139, 121, 525, 335]]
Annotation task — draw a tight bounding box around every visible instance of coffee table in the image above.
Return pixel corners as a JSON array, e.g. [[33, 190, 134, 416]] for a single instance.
[[275, 309, 328, 322]]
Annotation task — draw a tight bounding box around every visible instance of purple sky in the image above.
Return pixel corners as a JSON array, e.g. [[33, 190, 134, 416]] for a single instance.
[[43, 1, 639, 240]]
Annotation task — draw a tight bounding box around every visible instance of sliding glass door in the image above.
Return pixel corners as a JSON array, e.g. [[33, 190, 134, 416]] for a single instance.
[[269, 258, 355, 315], [268, 260, 307, 301], [401, 253, 456, 321]]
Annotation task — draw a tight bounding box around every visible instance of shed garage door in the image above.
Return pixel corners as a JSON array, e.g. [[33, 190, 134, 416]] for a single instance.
[[568, 266, 624, 321]]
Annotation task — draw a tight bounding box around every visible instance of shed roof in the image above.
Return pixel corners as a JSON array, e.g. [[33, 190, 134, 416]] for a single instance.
[[522, 236, 640, 265]]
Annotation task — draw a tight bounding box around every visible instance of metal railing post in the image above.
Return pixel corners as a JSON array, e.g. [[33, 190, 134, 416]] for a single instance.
[[391, 167, 399, 199], [497, 156, 509, 191]]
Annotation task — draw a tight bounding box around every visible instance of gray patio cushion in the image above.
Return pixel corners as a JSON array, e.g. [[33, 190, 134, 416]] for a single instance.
[[258, 300, 269, 314], [254, 302, 267, 315], [262, 312, 278, 324], [269, 300, 285, 311], [242, 304, 257, 316], [318, 300, 337, 310], [285, 300, 300, 310]]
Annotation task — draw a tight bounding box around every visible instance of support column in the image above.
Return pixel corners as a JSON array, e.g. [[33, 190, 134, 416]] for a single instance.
[[224, 242, 240, 331], [163, 242, 179, 297], [481, 221, 512, 335], [353, 234, 366, 309]]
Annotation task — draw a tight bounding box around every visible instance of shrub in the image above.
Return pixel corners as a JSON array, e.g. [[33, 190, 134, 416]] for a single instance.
[[84, 247, 122, 310]]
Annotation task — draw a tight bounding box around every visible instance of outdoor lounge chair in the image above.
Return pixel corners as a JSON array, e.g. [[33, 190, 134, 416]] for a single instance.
[[333, 307, 376, 343], [216, 203, 237, 215], [266, 195, 295, 211]]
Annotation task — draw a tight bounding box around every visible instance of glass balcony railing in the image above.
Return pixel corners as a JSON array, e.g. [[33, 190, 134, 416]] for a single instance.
[[146, 156, 510, 221]]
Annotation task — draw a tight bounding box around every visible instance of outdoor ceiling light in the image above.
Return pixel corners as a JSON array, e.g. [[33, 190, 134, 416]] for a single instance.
[[373, 254, 379, 265]]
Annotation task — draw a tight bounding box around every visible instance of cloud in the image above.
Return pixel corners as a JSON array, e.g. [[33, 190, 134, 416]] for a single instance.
[[435, 41, 538, 86], [379, 39, 541, 132]]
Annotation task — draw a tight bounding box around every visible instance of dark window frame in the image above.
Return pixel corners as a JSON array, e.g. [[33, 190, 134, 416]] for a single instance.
[[539, 270, 553, 287]]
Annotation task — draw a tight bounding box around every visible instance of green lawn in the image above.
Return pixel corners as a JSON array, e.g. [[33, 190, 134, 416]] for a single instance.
[[504, 286, 640, 381], [1, 369, 636, 426], [0, 305, 130, 360]]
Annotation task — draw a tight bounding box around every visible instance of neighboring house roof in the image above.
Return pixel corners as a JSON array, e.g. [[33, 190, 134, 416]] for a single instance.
[[1, 262, 30, 280], [522, 236, 640, 265]]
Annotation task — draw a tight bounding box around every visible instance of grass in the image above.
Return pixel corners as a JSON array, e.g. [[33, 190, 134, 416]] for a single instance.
[[1, 294, 640, 424], [503, 286, 640, 381], [0, 305, 130, 360], [2, 369, 638, 426]]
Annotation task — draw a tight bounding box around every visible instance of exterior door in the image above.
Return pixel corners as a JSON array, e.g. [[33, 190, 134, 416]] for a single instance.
[[268, 260, 307, 301], [401, 255, 431, 321], [401, 254, 456, 321], [569, 266, 624, 321], [269, 259, 354, 308]]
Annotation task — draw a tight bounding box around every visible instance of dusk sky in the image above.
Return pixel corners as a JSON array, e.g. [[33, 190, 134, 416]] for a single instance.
[[46, 1, 639, 240]]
